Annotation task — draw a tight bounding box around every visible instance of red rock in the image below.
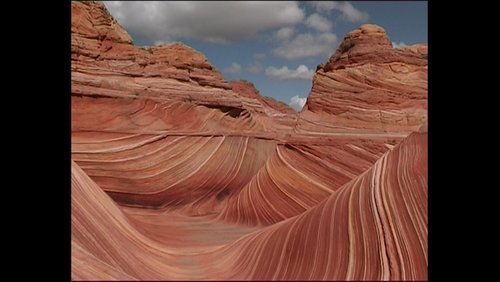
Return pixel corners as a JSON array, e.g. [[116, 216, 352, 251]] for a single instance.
[[72, 131, 427, 280], [297, 24, 427, 135], [217, 131, 428, 280], [71, 1, 299, 135], [217, 138, 391, 226], [230, 80, 296, 114], [71, 3, 427, 280]]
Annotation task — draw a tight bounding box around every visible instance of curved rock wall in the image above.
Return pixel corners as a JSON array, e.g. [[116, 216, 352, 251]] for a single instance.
[[71, 2, 427, 280]]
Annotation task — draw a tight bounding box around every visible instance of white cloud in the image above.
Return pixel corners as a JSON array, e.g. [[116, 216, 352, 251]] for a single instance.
[[224, 63, 242, 74], [309, 1, 337, 12], [392, 41, 407, 48], [265, 65, 314, 80], [338, 2, 369, 22], [305, 13, 333, 32], [273, 32, 338, 60], [309, 1, 369, 23], [254, 53, 266, 60], [275, 27, 295, 41], [104, 1, 305, 43], [289, 95, 307, 111], [246, 62, 264, 73]]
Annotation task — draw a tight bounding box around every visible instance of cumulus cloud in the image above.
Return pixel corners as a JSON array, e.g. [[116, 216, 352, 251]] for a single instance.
[[392, 41, 407, 48], [265, 65, 314, 80], [273, 32, 338, 60], [309, 1, 369, 23], [275, 27, 295, 41], [104, 1, 305, 43], [289, 95, 307, 111], [305, 13, 333, 32], [224, 63, 242, 74], [337, 2, 369, 22], [309, 1, 337, 12]]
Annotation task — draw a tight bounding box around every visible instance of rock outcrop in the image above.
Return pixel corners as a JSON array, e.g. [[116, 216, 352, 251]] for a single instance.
[[230, 80, 296, 114], [72, 131, 427, 280], [296, 24, 427, 135], [72, 1, 297, 134], [71, 2, 427, 280]]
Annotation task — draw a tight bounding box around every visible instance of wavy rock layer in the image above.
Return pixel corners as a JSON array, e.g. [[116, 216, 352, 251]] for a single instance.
[[230, 80, 298, 131], [217, 138, 393, 226], [229, 80, 296, 115], [72, 133, 276, 212], [296, 24, 427, 135], [72, 1, 297, 134], [215, 131, 428, 280], [71, 2, 427, 280], [72, 131, 427, 280], [72, 130, 399, 222]]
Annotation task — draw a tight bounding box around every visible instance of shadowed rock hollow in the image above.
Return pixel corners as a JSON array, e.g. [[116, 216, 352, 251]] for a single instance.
[[71, 2, 428, 280]]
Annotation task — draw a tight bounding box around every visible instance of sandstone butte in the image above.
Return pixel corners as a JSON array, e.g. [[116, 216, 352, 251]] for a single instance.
[[71, 1, 428, 280]]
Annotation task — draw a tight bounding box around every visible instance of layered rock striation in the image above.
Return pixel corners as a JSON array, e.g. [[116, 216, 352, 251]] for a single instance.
[[71, 2, 428, 280], [72, 1, 297, 134], [72, 130, 427, 280], [296, 24, 427, 135]]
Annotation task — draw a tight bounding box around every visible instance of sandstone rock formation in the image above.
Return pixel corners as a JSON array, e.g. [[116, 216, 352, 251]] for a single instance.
[[72, 1, 298, 134], [296, 24, 427, 135], [72, 130, 427, 280], [71, 1, 427, 280], [229, 80, 296, 114]]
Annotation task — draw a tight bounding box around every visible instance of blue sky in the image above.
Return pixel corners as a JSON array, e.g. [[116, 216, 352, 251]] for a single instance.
[[104, 1, 427, 111]]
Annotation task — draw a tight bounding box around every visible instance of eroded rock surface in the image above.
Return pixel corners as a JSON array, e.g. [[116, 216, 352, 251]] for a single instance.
[[71, 2, 427, 280], [297, 24, 427, 135]]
